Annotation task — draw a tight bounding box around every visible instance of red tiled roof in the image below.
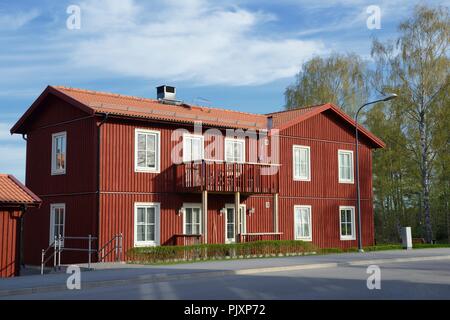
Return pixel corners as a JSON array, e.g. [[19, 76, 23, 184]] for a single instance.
[[53, 86, 268, 130], [0, 174, 41, 207], [267, 104, 325, 128], [10, 86, 385, 148]]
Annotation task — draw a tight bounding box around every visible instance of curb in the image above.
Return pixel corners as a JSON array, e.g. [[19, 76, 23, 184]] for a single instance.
[[2, 254, 450, 298]]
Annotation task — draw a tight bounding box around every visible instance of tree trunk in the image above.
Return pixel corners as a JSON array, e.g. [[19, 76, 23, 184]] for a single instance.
[[419, 113, 433, 243]]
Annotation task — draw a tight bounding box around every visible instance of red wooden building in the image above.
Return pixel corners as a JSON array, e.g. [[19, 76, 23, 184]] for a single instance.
[[0, 174, 41, 277], [11, 85, 384, 265]]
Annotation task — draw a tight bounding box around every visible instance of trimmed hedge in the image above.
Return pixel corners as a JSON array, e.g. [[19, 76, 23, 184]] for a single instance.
[[127, 240, 317, 264]]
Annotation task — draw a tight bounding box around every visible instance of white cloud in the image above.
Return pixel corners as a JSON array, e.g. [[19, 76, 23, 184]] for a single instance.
[[67, 0, 325, 86], [0, 9, 40, 30], [0, 121, 25, 181]]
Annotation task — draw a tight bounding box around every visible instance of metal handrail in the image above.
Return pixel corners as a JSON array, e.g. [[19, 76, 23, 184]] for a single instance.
[[98, 233, 123, 263], [41, 233, 123, 274]]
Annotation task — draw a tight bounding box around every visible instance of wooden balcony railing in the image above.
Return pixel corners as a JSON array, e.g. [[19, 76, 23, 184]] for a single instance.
[[239, 233, 283, 242], [171, 234, 203, 246], [176, 160, 279, 194]]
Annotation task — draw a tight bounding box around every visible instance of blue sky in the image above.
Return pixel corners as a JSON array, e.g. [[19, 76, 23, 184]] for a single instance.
[[0, 0, 448, 181]]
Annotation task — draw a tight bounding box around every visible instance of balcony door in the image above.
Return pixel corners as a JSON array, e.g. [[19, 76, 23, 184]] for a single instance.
[[225, 204, 246, 243]]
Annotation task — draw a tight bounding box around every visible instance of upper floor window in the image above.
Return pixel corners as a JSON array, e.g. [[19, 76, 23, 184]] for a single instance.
[[135, 129, 160, 173], [338, 150, 354, 183], [293, 145, 310, 181], [225, 138, 245, 163], [339, 206, 356, 240], [51, 132, 66, 175], [183, 134, 204, 162]]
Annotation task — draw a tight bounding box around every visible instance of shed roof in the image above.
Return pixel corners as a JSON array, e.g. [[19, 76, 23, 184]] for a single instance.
[[0, 174, 41, 207]]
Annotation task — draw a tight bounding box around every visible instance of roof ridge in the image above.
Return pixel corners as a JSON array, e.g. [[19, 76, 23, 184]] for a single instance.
[[266, 103, 328, 116], [53, 86, 267, 118]]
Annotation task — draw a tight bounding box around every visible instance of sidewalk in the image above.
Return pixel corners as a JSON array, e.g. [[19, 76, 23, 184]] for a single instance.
[[1, 248, 450, 298]]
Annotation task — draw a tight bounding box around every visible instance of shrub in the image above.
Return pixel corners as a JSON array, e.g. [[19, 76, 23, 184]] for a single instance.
[[127, 240, 317, 264]]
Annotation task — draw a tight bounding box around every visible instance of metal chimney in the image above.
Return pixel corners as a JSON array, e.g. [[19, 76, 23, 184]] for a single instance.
[[157, 85, 176, 100]]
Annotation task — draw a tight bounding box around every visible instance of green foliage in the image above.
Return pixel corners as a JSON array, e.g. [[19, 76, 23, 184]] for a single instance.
[[284, 53, 369, 116], [127, 240, 317, 264]]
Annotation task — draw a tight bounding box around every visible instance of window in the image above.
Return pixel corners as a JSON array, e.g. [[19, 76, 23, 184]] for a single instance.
[[134, 203, 160, 246], [294, 205, 312, 241], [183, 203, 202, 235], [338, 150, 354, 183], [51, 132, 66, 175], [50, 204, 65, 245], [225, 138, 245, 163], [339, 206, 356, 240], [225, 204, 246, 243], [183, 134, 204, 162], [293, 145, 310, 181], [135, 129, 160, 173]]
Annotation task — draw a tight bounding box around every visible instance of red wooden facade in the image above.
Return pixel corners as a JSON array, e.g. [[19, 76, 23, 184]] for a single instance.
[[11, 86, 384, 265]]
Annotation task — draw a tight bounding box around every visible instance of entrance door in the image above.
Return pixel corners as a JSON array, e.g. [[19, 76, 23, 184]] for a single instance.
[[225, 204, 246, 243]]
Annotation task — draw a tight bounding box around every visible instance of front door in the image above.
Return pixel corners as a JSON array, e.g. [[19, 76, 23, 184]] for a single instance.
[[225, 204, 246, 243]]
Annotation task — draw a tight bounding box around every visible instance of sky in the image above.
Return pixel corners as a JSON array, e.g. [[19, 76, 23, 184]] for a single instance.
[[0, 0, 448, 181]]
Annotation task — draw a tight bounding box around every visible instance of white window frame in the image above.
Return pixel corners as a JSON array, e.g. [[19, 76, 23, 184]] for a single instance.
[[338, 149, 354, 183], [182, 133, 204, 162], [339, 206, 356, 240], [224, 204, 246, 243], [51, 132, 67, 175], [49, 203, 65, 246], [224, 138, 245, 163], [182, 203, 202, 235], [293, 145, 311, 181], [134, 129, 161, 173], [134, 202, 160, 247], [294, 205, 312, 241]]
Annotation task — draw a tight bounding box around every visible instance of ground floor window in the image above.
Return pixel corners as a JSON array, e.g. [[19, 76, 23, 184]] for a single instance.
[[339, 206, 355, 240], [294, 205, 312, 241], [50, 203, 65, 246], [183, 203, 202, 235], [134, 202, 160, 246]]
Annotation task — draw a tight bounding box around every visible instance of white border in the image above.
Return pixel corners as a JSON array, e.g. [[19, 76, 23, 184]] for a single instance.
[[51, 131, 67, 175], [134, 202, 161, 247], [134, 128, 161, 173], [293, 205, 312, 241], [49, 203, 66, 246], [224, 204, 246, 243], [292, 145, 311, 181], [224, 137, 245, 163], [182, 133, 205, 162], [182, 203, 202, 235], [339, 206, 356, 240], [338, 149, 354, 184]]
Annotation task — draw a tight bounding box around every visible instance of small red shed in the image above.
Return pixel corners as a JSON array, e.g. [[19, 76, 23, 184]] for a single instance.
[[0, 174, 41, 277]]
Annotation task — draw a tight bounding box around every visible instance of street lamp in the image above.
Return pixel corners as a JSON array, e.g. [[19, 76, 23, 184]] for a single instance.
[[355, 93, 397, 253]]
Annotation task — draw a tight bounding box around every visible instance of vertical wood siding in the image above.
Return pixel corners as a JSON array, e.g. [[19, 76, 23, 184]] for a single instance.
[[0, 210, 20, 277]]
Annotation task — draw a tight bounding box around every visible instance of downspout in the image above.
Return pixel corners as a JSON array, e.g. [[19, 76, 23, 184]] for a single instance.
[[18, 204, 27, 276], [96, 113, 109, 261]]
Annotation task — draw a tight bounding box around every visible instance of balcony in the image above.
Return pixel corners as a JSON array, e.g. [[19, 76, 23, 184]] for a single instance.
[[175, 160, 279, 194]]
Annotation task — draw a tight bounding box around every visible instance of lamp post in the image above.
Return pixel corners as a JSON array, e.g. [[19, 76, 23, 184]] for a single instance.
[[355, 93, 397, 253]]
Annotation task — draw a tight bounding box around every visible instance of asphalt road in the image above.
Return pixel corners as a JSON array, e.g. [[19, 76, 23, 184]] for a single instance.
[[3, 257, 450, 299]]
